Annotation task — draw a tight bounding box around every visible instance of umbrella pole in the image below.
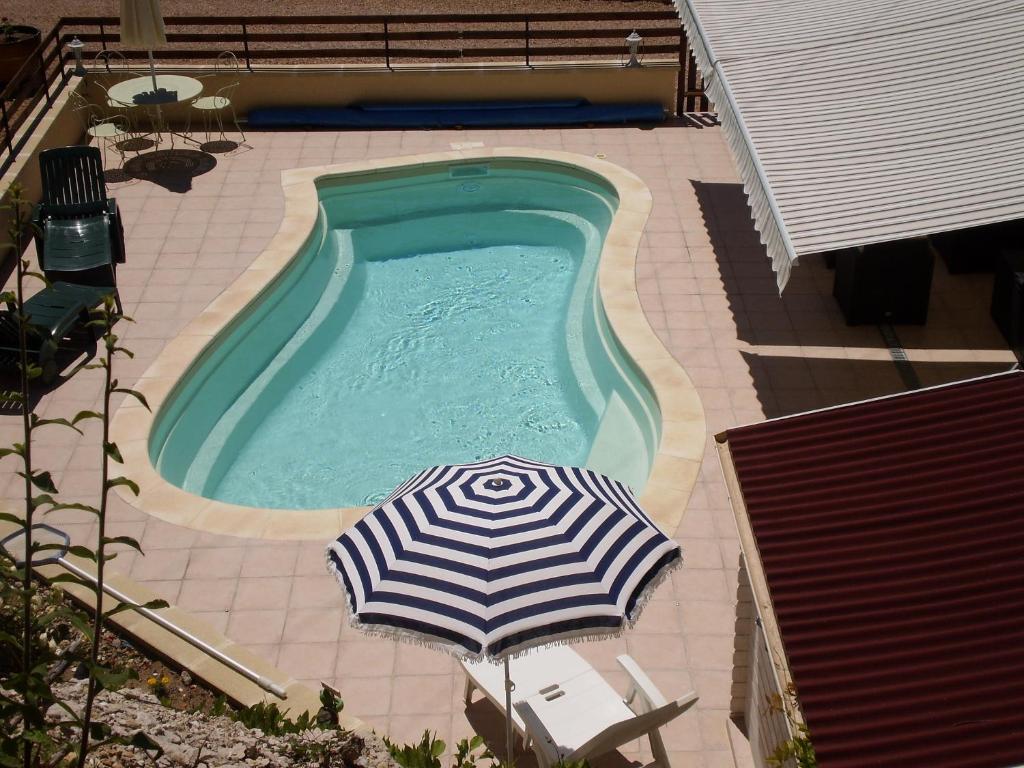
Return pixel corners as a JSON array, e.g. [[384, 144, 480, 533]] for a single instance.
[[504, 658, 515, 766], [147, 50, 159, 91]]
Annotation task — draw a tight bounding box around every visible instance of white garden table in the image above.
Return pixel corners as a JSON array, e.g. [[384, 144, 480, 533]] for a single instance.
[[106, 74, 204, 146]]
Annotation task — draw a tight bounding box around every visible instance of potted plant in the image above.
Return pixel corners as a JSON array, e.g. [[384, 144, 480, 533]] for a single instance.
[[0, 17, 43, 97]]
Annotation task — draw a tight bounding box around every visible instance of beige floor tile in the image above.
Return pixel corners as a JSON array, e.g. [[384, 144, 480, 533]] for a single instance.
[[335, 675, 393, 717], [176, 578, 237, 612], [130, 549, 190, 582], [241, 544, 299, 578], [390, 675, 454, 716], [685, 634, 736, 672], [276, 642, 339, 682], [185, 547, 245, 579], [226, 609, 287, 645], [335, 639, 397, 678], [281, 608, 343, 643], [627, 633, 688, 670], [232, 577, 292, 610], [395, 644, 455, 675], [679, 601, 739, 637], [188, 610, 230, 636], [631, 598, 682, 635], [288, 575, 346, 609]]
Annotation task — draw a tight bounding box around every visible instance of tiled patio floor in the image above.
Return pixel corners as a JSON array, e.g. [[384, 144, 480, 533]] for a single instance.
[[2, 123, 1014, 767]]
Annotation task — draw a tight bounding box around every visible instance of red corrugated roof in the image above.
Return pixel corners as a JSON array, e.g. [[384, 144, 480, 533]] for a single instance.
[[723, 371, 1024, 768]]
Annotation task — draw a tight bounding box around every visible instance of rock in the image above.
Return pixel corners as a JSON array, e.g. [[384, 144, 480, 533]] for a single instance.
[[47, 681, 397, 768], [180, 670, 192, 686], [73, 662, 89, 680]]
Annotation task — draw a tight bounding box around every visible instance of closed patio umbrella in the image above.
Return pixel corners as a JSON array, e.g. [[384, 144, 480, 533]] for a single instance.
[[120, 0, 166, 92], [326, 454, 682, 761]]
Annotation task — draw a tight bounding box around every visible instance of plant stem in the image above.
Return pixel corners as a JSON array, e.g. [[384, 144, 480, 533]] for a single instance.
[[12, 196, 34, 768], [76, 309, 113, 768]]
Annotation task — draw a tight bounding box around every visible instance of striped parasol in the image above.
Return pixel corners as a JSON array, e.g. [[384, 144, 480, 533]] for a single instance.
[[325, 455, 681, 758]]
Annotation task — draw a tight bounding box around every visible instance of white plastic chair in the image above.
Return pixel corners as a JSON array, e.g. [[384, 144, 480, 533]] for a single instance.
[[461, 647, 698, 768]]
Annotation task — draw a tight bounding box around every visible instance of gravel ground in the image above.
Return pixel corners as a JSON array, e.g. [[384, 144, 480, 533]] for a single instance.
[[11, 0, 674, 43], [50, 680, 395, 768]]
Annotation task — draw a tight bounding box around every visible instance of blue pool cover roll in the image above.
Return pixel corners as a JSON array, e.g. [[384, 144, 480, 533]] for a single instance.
[[247, 100, 666, 129], [356, 99, 590, 112]]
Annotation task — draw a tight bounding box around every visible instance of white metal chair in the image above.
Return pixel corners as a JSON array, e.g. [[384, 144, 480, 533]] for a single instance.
[[462, 647, 699, 768], [188, 51, 245, 145], [74, 104, 132, 170], [91, 50, 141, 133]]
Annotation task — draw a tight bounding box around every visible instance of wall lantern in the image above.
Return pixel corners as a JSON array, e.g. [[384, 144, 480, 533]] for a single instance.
[[67, 37, 86, 76]]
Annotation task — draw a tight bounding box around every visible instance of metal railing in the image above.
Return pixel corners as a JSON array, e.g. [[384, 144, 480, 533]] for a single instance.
[[1, 12, 707, 175], [0, 23, 71, 175], [60, 12, 686, 66]]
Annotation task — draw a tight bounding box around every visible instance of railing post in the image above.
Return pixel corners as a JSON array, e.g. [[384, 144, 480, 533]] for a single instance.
[[687, 48, 705, 111], [525, 17, 530, 67], [100, 22, 108, 52], [383, 20, 391, 70], [677, 26, 688, 116], [241, 21, 252, 71], [39, 46, 52, 105], [0, 100, 13, 160]]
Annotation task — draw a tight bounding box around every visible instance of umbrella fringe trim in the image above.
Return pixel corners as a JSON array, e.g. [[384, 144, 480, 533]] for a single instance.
[[325, 544, 683, 663]]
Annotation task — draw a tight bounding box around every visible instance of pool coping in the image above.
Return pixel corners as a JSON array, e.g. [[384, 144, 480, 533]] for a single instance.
[[111, 148, 706, 540]]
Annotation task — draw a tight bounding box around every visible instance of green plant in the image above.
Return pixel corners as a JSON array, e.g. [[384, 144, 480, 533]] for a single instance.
[[0, 183, 165, 768], [230, 700, 318, 735], [316, 683, 344, 727], [766, 683, 817, 768], [287, 732, 362, 765], [384, 730, 447, 768], [452, 735, 494, 768], [71, 296, 168, 768], [385, 732, 496, 768], [207, 695, 230, 718], [145, 672, 171, 701], [0, 181, 67, 768]]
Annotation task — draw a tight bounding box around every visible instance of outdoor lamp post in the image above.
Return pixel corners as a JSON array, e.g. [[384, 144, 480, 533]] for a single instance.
[[68, 37, 86, 76], [625, 30, 644, 67]]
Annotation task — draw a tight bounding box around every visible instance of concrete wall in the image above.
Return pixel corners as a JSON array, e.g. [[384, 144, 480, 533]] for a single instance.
[[0, 79, 85, 265], [2, 61, 676, 259], [732, 556, 797, 768], [81, 62, 680, 127]]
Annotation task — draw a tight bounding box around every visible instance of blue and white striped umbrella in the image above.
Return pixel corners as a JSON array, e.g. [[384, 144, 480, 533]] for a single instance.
[[325, 455, 682, 661]]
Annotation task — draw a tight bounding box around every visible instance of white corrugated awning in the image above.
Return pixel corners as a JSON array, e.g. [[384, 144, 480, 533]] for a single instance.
[[675, 0, 1024, 290]]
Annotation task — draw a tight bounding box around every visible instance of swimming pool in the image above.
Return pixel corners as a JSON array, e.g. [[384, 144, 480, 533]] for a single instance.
[[150, 158, 661, 509]]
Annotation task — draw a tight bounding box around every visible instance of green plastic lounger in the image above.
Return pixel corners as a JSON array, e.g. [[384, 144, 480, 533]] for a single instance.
[[32, 146, 125, 315], [0, 285, 95, 382]]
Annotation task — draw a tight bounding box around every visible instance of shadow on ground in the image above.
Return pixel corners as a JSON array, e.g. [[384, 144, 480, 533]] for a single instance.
[[691, 180, 1013, 353], [0, 337, 98, 414], [124, 149, 217, 193]]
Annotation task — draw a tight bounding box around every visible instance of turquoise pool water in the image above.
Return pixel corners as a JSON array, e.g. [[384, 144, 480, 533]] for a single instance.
[[151, 159, 660, 508]]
